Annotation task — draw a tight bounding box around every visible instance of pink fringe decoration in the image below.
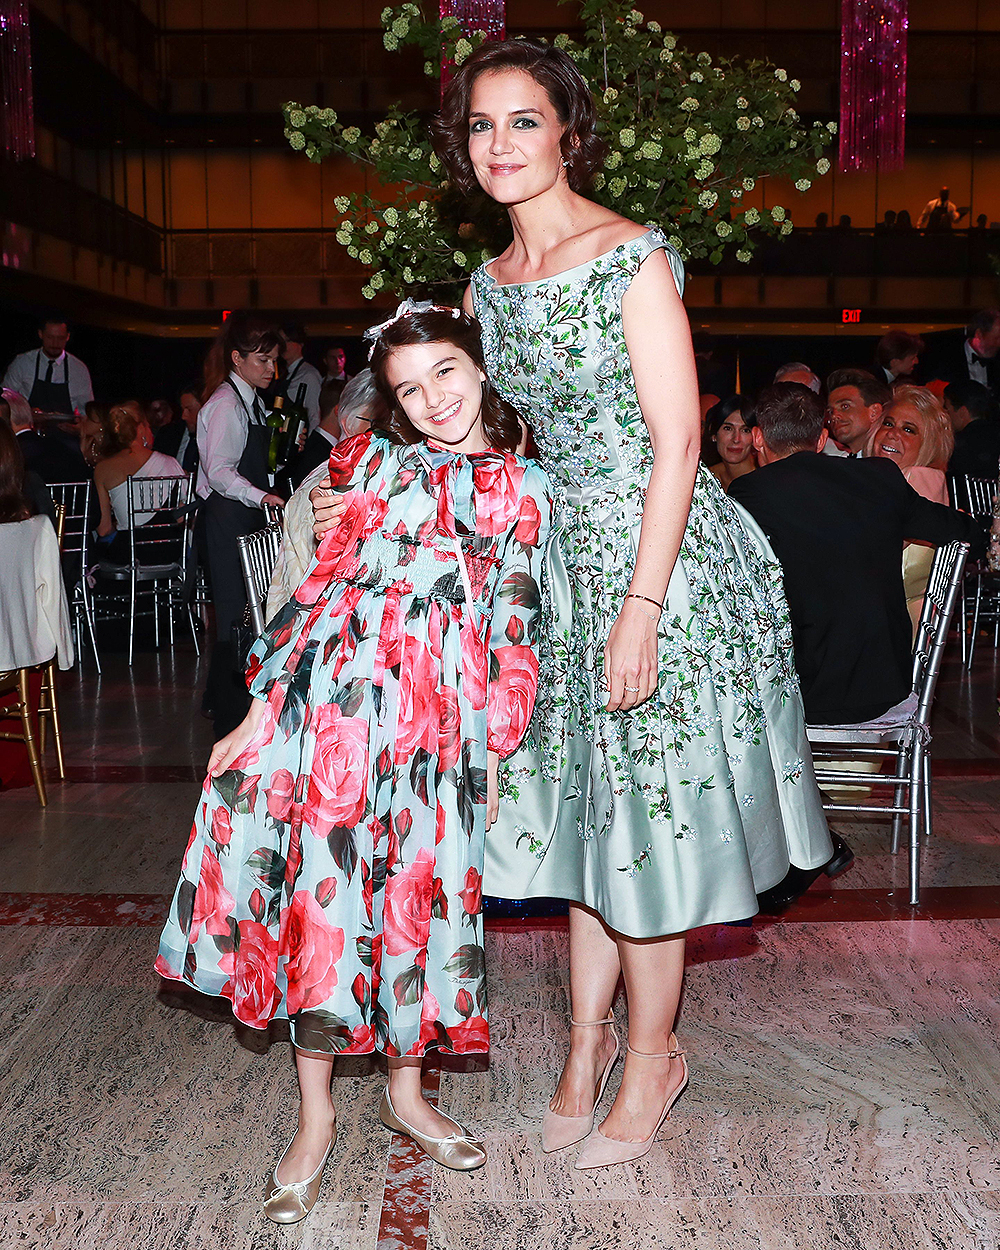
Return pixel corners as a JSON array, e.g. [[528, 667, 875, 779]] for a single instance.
[[0, 0, 34, 161], [839, 0, 908, 173], [439, 0, 506, 97]]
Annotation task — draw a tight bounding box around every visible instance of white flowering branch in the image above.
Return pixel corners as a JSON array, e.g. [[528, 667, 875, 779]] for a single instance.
[[282, 0, 834, 298]]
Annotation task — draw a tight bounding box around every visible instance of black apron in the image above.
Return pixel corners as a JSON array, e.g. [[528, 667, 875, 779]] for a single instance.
[[28, 352, 73, 414], [198, 379, 271, 642]]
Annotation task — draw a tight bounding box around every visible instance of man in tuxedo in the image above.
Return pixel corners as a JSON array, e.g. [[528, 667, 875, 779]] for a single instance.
[[732, 383, 978, 910], [731, 383, 978, 727], [944, 380, 1000, 479], [155, 384, 201, 475], [922, 309, 1000, 398], [874, 330, 923, 385]]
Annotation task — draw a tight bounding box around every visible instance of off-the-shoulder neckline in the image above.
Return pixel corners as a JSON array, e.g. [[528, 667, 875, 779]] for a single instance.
[[479, 227, 662, 290]]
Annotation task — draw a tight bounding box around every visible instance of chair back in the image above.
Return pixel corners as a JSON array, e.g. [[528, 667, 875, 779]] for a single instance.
[[948, 473, 996, 518], [125, 473, 190, 568], [237, 523, 284, 635], [47, 480, 92, 573], [911, 540, 969, 726]]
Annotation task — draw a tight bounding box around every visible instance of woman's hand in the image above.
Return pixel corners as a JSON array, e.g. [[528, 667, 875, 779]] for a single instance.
[[603, 599, 659, 712], [309, 475, 348, 541], [261, 493, 285, 510], [207, 699, 265, 777], [486, 750, 500, 831]]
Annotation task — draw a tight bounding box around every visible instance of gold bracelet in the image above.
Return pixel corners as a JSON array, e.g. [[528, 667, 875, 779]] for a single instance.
[[626, 593, 663, 612], [627, 599, 660, 624]]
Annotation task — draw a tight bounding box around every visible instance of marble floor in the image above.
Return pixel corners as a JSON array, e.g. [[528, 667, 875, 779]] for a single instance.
[[2, 638, 1000, 1250]]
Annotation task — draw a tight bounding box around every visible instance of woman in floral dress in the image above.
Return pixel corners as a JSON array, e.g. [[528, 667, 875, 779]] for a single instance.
[[156, 306, 550, 1220], [437, 41, 833, 1169]]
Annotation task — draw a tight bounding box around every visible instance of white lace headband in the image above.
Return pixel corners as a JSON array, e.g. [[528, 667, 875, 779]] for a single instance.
[[362, 299, 462, 360]]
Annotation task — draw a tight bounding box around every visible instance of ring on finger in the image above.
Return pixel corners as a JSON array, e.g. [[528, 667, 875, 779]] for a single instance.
[[624, 684, 640, 692]]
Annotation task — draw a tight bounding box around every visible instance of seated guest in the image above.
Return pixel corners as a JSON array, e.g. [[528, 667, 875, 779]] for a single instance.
[[774, 361, 821, 393], [704, 396, 755, 491], [0, 392, 55, 526], [79, 401, 112, 468], [155, 384, 201, 475], [875, 330, 924, 386], [867, 385, 956, 631], [943, 380, 1000, 479], [334, 368, 377, 442], [265, 370, 379, 620], [0, 420, 74, 678], [923, 308, 1000, 397], [2, 387, 88, 484], [288, 377, 344, 491], [823, 367, 890, 457], [93, 401, 186, 562], [730, 383, 976, 729], [867, 385, 953, 491]]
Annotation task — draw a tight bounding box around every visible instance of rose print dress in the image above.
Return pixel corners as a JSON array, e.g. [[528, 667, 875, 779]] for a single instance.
[[156, 432, 551, 1057], [472, 227, 833, 937]]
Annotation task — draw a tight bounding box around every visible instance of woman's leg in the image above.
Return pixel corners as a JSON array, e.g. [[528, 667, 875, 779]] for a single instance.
[[386, 1056, 469, 1139], [275, 1050, 337, 1183], [547, 902, 622, 1117], [597, 932, 687, 1142]]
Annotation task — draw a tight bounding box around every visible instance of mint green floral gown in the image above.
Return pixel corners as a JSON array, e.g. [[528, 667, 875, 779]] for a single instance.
[[471, 228, 833, 937]]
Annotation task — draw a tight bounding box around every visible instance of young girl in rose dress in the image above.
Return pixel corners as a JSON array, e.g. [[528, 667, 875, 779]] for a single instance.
[[155, 304, 550, 1223]]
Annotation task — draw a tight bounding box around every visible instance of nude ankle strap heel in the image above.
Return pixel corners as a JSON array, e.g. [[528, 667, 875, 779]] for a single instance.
[[574, 1034, 689, 1171], [541, 1014, 621, 1153]]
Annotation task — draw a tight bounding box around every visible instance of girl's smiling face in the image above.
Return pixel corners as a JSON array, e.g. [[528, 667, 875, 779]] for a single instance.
[[385, 340, 489, 453], [467, 69, 568, 206]]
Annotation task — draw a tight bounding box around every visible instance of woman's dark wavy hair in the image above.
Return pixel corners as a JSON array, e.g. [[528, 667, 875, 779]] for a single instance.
[[203, 311, 281, 398], [0, 419, 33, 524], [705, 395, 746, 439], [368, 309, 522, 453], [431, 39, 606, 197]]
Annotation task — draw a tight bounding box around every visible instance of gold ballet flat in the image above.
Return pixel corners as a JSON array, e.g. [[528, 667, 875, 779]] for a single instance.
[[262, 1127, 336, 1224], [378, 1088, 487, 1171]]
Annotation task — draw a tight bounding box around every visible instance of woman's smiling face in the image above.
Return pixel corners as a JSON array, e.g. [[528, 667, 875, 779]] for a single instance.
[[467, 69, 568, 206], [873, 401, 926, 469]]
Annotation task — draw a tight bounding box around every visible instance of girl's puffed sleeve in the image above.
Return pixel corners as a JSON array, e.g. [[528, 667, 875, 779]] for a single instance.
[[486, 463, 552, 758]]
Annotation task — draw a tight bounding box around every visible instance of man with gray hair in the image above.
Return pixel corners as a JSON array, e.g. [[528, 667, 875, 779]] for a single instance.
[[773, 361, 822, 393]]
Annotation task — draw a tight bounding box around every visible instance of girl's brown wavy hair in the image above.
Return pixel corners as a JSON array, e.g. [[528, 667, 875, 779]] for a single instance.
[[368, 309, 521, 453]]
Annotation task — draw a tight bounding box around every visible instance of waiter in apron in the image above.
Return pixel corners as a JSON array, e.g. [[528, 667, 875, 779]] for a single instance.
[[3, 314, 95, 417], [195, 313, 284, 739]]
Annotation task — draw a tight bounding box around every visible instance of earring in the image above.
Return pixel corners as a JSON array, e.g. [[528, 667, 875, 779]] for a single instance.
[[562, 159, 570, 167]]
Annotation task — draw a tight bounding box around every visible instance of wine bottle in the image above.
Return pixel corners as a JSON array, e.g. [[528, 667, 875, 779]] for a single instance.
[[278, 383, 307, 467], [266, 395, 285, 472]]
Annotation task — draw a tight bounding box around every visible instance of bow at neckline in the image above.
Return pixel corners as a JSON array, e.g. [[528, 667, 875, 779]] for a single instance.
[[406, 441, 511, 537]]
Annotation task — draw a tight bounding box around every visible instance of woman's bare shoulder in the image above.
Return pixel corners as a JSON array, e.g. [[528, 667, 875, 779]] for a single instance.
[[95, 450, 132, 486]]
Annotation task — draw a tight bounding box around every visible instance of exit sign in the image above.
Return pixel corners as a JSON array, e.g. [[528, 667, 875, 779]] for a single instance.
[[842, 308, 862, 324]]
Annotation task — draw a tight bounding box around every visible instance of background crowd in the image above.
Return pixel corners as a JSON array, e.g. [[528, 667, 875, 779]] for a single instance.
[[2, 304, 999, 748]]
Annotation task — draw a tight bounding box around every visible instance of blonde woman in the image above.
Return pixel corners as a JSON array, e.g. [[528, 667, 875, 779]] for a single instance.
[[868, 385, 955, 630], [93, 401, 185, 562]]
